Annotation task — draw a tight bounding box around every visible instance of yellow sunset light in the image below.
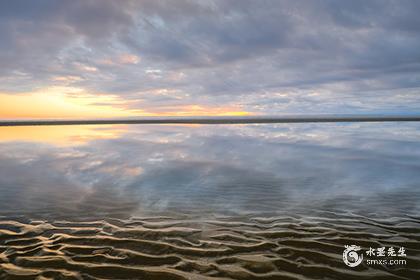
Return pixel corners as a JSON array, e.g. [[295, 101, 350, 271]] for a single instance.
[[0, 86, 251, 120], [0, 87, 139, 119]]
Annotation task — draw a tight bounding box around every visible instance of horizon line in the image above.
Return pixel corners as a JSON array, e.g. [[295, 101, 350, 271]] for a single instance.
[[1, 114, 420, 126]]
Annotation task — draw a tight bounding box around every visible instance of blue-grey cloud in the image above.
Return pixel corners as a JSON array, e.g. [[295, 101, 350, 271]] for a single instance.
[[0, 0, 419, 113]]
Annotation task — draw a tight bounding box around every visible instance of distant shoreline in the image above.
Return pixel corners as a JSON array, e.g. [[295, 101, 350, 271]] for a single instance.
[[1, 115, 420, 126]]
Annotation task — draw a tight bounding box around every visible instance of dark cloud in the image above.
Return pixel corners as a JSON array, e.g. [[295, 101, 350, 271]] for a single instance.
[[0, 0, 419, 113]]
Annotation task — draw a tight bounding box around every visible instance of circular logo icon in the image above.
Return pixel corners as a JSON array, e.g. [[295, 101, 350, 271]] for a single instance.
[[343, 245, 363, 267]]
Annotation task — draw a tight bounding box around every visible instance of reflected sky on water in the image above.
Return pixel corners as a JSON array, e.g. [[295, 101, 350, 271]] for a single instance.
[[0, 123, 419, 219]]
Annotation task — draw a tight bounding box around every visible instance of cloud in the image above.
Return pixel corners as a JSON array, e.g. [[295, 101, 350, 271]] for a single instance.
[[0, 0, 419, 115]]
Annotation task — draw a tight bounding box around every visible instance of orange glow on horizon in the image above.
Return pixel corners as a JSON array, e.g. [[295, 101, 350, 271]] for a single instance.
[[145, 105, 250, 117], [0, 87, 251, 120], [0, 87, 138, 119]]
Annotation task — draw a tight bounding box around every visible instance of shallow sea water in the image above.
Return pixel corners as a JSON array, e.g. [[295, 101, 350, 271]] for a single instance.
[[0, 123, 419, 279]]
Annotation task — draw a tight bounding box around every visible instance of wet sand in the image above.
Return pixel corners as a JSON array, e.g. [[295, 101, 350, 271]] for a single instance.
[[1, 204, 420, 279], [2, 196, 420, 280]]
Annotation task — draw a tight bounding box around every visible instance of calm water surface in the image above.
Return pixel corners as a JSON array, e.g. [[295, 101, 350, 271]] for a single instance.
[[0, 123, 419, 279]]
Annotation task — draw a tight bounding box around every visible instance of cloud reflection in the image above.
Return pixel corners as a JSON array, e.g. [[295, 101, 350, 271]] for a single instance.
[[0, 123, 419, 218]]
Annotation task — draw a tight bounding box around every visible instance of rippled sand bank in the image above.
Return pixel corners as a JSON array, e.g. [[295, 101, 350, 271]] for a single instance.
[[1, 210, 419, 280]]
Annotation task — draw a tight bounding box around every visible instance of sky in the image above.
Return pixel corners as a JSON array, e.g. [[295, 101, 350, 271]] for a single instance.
[[1, 0, 420, 119]]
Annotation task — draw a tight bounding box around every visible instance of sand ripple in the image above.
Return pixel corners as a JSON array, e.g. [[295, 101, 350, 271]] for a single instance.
[[1, 212, 419, 280]]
